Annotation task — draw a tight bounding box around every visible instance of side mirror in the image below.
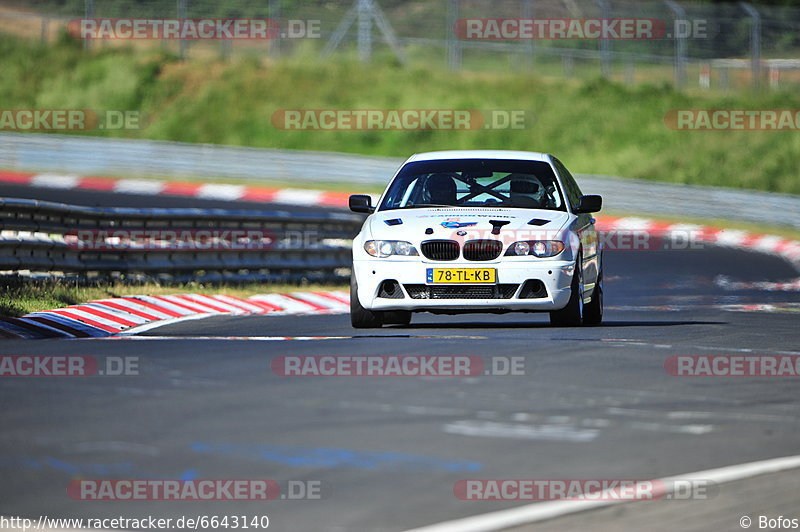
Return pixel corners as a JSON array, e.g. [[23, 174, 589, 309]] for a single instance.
[[349, 194, 375, 214], [574, 195, 602, 214]]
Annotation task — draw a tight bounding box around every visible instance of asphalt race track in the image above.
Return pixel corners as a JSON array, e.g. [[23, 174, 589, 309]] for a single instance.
[[1, 193, 799, 531]]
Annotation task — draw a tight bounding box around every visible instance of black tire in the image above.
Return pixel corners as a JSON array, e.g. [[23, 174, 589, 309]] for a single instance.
[[549, 257, 584, 327], [583, 269, 603, 326], [350, 275, 383, 328], [383, 310, 412, 326]]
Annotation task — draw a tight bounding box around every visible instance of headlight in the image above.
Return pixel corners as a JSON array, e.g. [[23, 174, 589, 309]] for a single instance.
[[364, 240, 419, 258], [514, 241, 530, 256], [393, 241, 415, 256], [505, 240, 565, 257]]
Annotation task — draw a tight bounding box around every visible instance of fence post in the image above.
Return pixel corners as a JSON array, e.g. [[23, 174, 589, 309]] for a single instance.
[[269, 0, 281, 57], [446, 0, 462, 70], [739, 2, 761, 89], [84, 0, 94, 50], [358, 0, 372, 62], [177, 0, 188, 60], [664, 1, 687, 89], [522, 0, 534, 71], [595, 0, 611, 78]]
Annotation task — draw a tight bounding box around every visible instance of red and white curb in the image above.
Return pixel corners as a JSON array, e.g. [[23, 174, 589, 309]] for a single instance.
[[0, 291, 350, 339], [599, 215, 800, 271], [0, 170, 356, 208]]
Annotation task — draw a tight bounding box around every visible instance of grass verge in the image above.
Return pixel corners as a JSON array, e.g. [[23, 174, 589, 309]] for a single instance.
[[2, 32, 799, 194]]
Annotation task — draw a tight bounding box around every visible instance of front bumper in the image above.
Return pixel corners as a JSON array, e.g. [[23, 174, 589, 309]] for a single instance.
[[353, 259, 575, 312]]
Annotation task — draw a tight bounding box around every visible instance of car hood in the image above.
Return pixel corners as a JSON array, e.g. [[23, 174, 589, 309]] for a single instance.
[[366, 208, 571, 244]]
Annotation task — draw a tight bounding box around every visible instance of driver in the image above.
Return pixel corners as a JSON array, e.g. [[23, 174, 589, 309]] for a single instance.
[[424, 173, 457, 205], [509, 177, 541, 208]]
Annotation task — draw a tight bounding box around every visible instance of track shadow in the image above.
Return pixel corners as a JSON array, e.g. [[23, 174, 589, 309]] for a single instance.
[[385, 319, 726, 330]]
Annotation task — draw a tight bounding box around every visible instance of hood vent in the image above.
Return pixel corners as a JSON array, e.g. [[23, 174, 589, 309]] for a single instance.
[[527, 218, 550, 226], [489, 220, 511, 235], [384, 218, 403, 226]]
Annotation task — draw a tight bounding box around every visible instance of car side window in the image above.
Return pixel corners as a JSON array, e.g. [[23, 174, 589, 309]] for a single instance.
[[552, 158, 583, 211]]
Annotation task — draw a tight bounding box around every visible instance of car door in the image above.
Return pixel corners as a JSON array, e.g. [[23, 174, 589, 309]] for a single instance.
[[551, 157, 599, 298]]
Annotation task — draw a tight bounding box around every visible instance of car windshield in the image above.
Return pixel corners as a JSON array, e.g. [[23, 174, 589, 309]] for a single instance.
[[378, 159, 566, 211]]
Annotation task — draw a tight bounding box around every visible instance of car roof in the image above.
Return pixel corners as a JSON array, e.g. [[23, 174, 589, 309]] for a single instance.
[[406, 150, 551, 163]]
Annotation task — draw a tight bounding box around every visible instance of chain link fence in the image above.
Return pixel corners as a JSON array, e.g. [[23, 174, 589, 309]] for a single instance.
[[1, 0, 799, 89]]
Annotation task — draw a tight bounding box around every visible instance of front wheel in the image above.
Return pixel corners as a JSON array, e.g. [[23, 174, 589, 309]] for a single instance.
[[350, 276, 383, 328], [549, 258, 584, 327], [583, 270, 603, 326]]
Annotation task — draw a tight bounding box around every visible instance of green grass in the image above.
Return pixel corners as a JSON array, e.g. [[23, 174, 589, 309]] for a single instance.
[[2, 32, 800, 194], [0, 279, 344, 318]]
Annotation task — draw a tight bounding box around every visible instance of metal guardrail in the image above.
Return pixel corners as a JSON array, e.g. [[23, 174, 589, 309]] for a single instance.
[[0, 197, 363, 282], [2, 132, 799, 229], [0, 132, 403, 187]]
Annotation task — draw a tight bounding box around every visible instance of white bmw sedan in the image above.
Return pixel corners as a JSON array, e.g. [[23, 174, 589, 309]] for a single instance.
[[348, 150, 603, 328]]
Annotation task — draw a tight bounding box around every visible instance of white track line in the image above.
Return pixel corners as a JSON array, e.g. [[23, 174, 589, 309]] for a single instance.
[[404, 454, 800, 532]]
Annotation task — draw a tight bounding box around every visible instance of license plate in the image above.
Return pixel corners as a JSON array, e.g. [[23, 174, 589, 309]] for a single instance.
[[426, 268, 496, 284]]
